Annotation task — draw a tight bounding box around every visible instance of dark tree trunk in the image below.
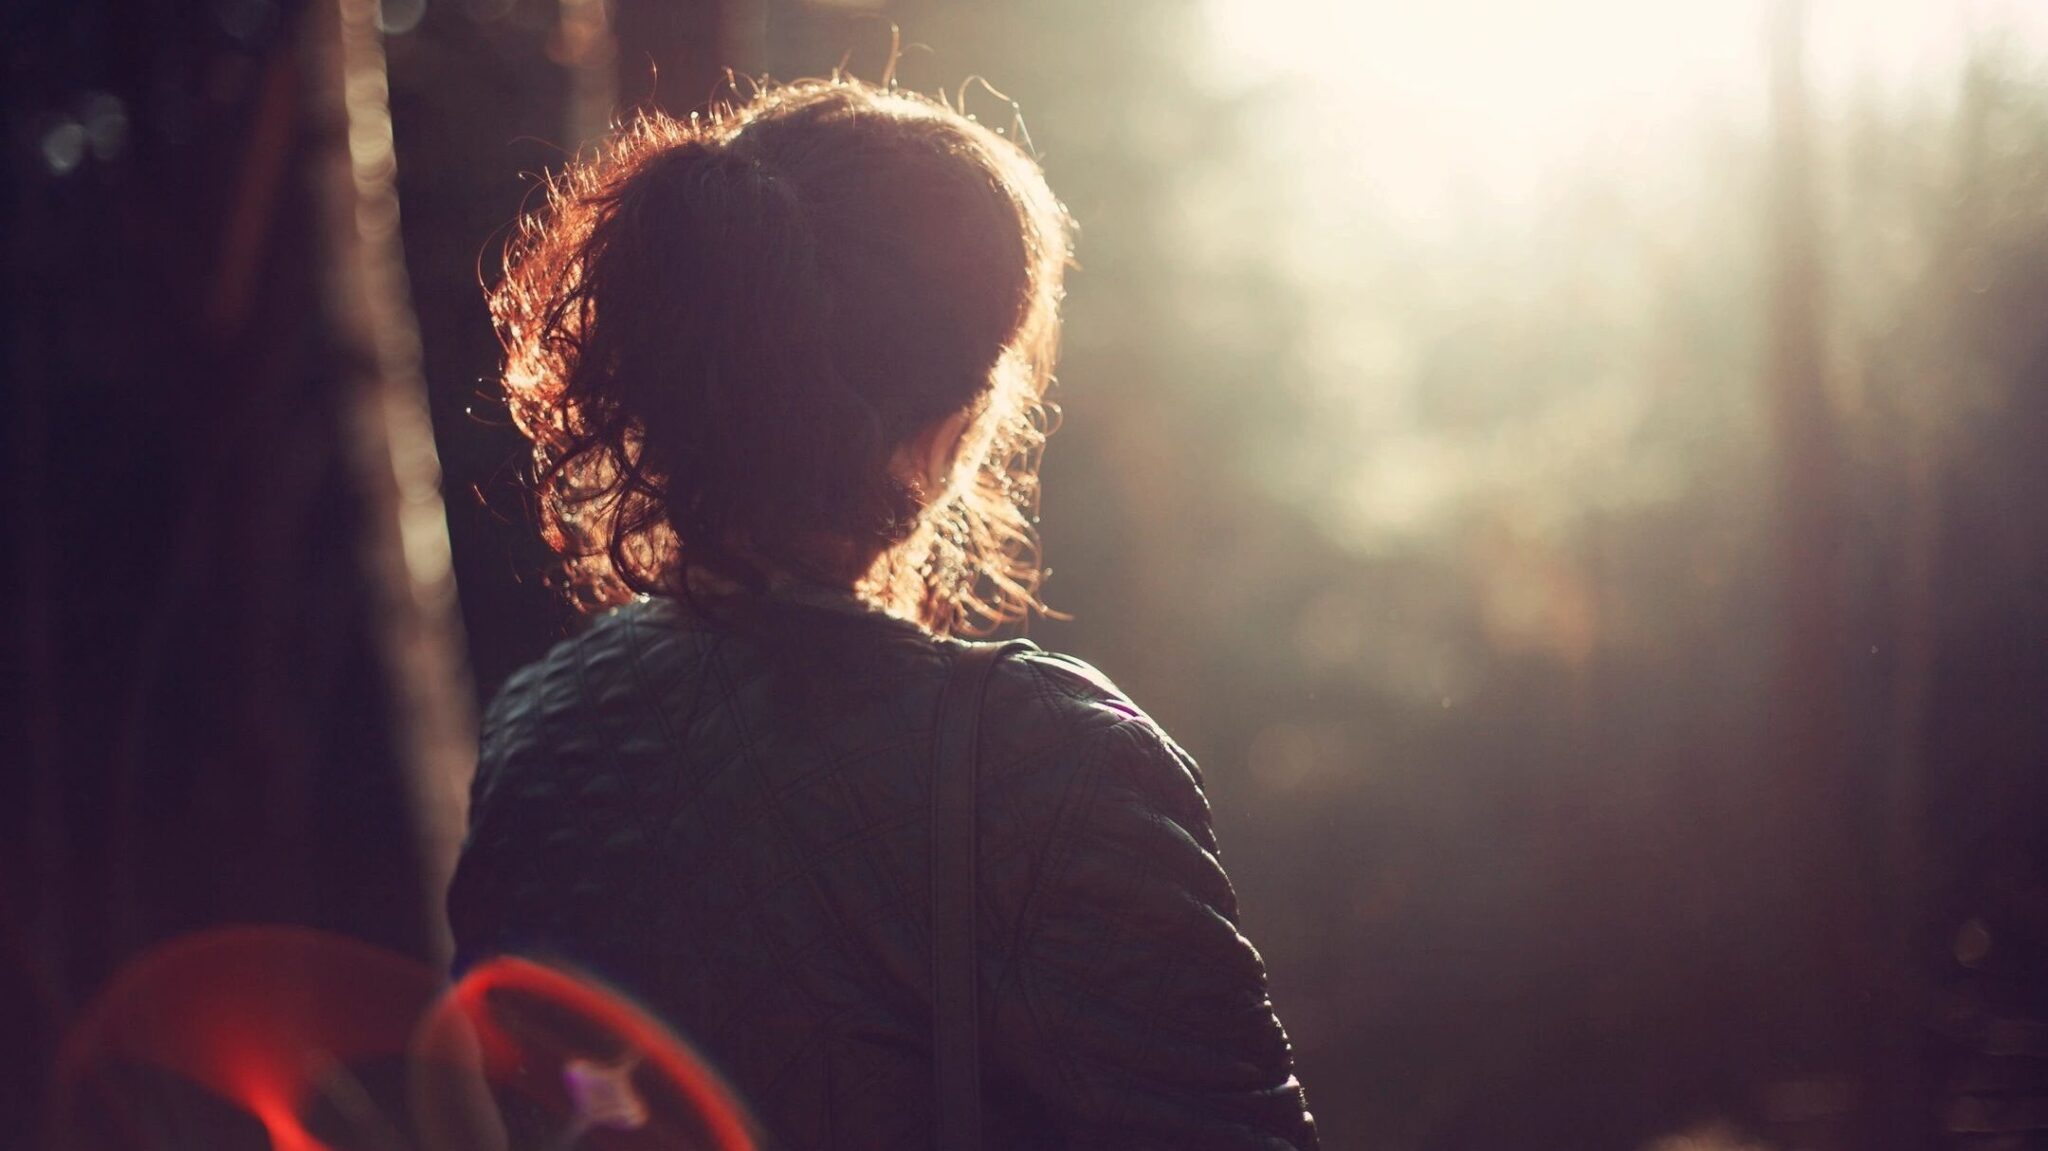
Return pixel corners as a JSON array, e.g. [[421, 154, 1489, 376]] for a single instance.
[[2, 0, 465, 1138]]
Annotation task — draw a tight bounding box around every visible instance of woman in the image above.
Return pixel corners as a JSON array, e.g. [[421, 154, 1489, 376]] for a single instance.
[[448, 78, 1318, 1150]]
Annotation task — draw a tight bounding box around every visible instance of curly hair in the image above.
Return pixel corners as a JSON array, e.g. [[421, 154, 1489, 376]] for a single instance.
[[489, 78, 1072, 635]]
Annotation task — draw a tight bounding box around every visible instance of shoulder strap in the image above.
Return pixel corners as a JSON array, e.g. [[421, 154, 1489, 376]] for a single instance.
[[931, 639, 1033, 1151]]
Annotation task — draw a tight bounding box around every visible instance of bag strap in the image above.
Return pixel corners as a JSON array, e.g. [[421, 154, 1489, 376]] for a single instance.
[[931, 639, 1033, 1151]]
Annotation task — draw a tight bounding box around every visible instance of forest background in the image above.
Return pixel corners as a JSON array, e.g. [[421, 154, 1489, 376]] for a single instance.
[[7, 1, 2047, 1148]]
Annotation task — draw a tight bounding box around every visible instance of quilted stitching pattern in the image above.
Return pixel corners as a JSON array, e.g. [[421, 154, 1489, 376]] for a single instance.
[[447, 596, 1317, 1150]]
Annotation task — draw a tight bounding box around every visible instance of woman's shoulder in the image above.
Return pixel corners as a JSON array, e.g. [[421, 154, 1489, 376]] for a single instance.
[[983, 645, 1150, 729], [482, 606, 1195, 787], [975, 644, 1204, 796]]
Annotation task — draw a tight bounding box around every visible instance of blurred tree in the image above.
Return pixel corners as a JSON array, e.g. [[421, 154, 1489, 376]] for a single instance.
[[3, 0, 467, 1139]]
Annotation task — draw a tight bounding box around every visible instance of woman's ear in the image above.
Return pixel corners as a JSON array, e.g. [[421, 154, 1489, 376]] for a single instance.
[[893, 407, 976, 505]]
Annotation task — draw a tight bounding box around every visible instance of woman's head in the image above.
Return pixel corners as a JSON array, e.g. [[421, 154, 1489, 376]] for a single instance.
[[492, 78, 1072, 634]]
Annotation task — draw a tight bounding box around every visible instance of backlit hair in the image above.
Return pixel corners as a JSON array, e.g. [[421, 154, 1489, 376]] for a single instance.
[[490, 78, 1072, 634]]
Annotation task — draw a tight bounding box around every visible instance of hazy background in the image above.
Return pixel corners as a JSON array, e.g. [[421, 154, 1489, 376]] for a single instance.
[[9, 1, 2048, 1148]]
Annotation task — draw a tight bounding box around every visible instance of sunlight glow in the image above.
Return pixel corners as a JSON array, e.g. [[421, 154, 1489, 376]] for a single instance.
[[1201, 0, 2048, 227], [1189, 0, 2048, 555]]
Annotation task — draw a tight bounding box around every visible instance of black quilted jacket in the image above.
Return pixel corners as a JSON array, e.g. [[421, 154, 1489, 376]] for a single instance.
[[447, 592, 1318, 1150]]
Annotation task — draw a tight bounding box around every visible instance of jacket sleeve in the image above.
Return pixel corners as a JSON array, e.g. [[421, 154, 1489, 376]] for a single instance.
[[987, 717, 1319, 1150]]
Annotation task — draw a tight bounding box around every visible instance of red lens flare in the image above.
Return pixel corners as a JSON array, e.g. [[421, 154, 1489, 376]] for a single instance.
[[410, 956, 757, 1151], [54, 927, 440, 1151], [55, 929, 758, 1151]]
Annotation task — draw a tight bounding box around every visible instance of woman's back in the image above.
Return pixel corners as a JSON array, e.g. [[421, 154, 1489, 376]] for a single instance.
[[459, 73, 1315, 1148], [448, 594, 1316, 1149]]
